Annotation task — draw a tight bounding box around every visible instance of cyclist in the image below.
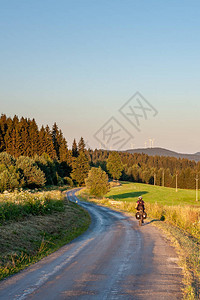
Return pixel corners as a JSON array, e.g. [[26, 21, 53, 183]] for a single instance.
[[135, 196, 145, 212]]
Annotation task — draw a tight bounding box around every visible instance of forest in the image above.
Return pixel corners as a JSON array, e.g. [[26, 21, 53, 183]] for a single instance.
[[0, 114, 199, 192]]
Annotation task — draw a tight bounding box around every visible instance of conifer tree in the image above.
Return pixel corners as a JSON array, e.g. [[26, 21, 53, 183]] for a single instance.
[[52, 122, 60, 157], [44, 125, 57, 159], [0, 114, 7, 152], [71, 152, 90, 185], [0, 114, 8, 141], [4, 117, 14, 156], [20, 117, 30, 156], [57, 130, 68, 162], [38, 125, 46, 156], [0, 127, 5, 152], [106, 152, 124, 180], [38, 125, 56, 158], [78, 137, 86, 152], [72, 139, 78, 157], [12, 128, 23, 158], [51, 123, 68, 161], [28, 118, 39, 156]]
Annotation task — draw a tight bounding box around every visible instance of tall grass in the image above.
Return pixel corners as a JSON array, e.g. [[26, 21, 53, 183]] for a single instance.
[[145, 203, 200, 239], [0, 190, 65, 224]]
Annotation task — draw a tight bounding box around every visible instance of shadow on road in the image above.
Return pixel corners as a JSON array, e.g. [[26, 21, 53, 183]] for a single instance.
[[143, 219, 162, 226]]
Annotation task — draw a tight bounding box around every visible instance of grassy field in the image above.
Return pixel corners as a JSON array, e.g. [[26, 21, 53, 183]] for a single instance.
[[0, 188, 91, 280], [106, 181, 200, 206]]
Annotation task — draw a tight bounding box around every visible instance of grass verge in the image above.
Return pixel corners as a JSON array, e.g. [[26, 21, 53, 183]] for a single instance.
[[0, 194, 91, 280], [151, 221, 200, 300]]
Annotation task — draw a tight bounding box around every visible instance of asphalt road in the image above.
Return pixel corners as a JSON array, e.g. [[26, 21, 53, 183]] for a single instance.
[[0, 189, 184, 300]]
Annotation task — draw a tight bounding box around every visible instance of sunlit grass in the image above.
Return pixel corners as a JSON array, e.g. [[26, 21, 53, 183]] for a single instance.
[[0, 190, 65, 224], [106, 181, 200, 206]]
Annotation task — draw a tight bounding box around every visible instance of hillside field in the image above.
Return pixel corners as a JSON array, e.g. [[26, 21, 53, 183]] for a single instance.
[[106, 182, 200, 207]]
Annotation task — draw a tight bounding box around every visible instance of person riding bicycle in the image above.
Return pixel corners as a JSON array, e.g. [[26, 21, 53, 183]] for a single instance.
[[135, 196, 145, 212]]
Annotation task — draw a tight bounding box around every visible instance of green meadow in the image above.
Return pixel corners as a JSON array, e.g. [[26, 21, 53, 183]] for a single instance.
[[106, 182, 200, 207]]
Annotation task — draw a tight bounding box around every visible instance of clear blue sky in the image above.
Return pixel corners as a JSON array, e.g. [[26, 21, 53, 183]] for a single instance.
[[1, 0, 200, 153]]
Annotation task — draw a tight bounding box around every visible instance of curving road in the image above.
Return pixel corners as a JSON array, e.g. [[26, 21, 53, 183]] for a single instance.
[[0, 189, 183, 299]]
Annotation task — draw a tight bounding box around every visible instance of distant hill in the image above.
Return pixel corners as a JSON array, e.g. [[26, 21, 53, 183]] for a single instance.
[[125, 147, 200, 162]]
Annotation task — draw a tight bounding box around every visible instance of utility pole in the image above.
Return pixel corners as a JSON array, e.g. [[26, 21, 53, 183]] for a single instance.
[[195, 174, 199, 202], [176, 173, 178, 192]]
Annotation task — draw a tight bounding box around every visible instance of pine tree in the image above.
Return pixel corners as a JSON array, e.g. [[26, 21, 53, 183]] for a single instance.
[[20, 117, 30, 156], [38, 126, 57, 159], [12, 128, 23, 158], [58, 130, 68, 162], [106, 152, 124, 180], [10, 116, 23, 157], [44, 126, 57, 159], [72, 139, 78, 157], [0, 127, 5, 152], [52, 122, 60, 158], [51, 123, 68, 161], [71, 152, 90, 186], [0, 114, 8, 139], [78, 137, 86, 152], [38, 125, 46, 156], [4, 117, 14, 156], [28, 118, 39, 156]]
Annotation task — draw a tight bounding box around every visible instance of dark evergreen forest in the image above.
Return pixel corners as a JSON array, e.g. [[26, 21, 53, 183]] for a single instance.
[[0, 114, 199, 192]]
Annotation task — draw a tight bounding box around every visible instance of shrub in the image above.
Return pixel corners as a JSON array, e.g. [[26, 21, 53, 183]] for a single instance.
[[0, 166, 20, 192], [64, 177, 74, 187], [0, 152, 16, 167], [85, 167, 110, 197], [16, 156, 46, 188]]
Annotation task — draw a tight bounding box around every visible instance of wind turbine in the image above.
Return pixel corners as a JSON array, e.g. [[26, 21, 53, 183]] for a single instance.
[[130, 142, 135, 149], [149, 138, 152, 148], [148, 138, 155, 148], [151, 138, 155, 148]]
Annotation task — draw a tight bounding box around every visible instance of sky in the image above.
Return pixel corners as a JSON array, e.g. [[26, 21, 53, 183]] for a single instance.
[[1, 0, 200, 153]]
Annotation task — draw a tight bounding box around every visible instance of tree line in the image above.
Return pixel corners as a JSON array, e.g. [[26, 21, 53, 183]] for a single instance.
[[89, 149, 200, 190], [0, 114, 199, 192]]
